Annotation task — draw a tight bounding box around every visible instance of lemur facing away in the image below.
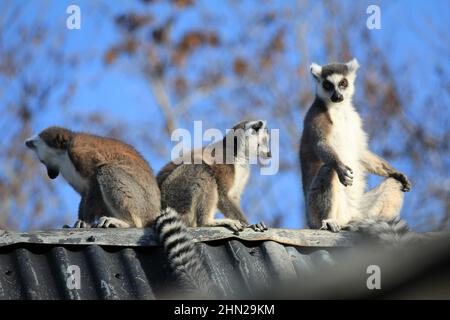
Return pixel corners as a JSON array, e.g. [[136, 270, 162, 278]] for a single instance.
[[157, 120, 271, 233], [25, 127, 161, 228], [300, 59, 411, 234]]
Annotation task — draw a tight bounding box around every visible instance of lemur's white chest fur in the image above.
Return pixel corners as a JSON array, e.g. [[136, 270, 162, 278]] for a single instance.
[[328, 103, 366, 164], [55, 152, 89, 194], [228, 163, 250, 200], [328, 101, 368, 199]]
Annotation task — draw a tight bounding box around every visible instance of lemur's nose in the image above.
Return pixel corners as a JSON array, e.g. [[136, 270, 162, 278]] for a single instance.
[[331, 92, 343, 102], [266, 151, 272, 158], [25, 140, 35, 149]]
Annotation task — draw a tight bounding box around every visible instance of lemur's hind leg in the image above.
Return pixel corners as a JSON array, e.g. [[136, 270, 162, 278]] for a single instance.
[[72, 180, 107, 228], [198, 187, 246, 233], [306, 164, 341, 232], [94, 164, 145, 228], [73, 196, 91, 228], [359, 177, 404, 219]]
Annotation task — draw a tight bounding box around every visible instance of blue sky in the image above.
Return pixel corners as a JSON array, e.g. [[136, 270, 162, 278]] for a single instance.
[[5, 0, 449, 230]]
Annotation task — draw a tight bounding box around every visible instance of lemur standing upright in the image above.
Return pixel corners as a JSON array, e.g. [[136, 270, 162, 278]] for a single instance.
[[26, 127, 161, 228], [300, 59, 411, 233]]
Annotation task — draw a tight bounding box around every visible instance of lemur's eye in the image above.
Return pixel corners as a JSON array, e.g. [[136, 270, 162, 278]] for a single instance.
[[339, 79, 348, 88], [322, 80, 333, 91]]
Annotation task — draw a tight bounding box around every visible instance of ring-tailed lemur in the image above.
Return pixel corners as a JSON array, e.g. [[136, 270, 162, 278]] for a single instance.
[[157, 120, 271, 233], [25, 126, 161, 228], [26, 126, 213, 296], [154, 120, 271, 297], [299, 58, 412, 240]]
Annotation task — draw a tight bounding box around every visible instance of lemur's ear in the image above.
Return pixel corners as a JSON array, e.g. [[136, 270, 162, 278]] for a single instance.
[[310, 63, 322, 81], [245, 120, 266, 132], [346, 58, 360, 73]]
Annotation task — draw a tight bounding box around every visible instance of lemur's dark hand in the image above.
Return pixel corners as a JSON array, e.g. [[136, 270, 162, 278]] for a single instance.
[[335, 163, 353, 187], [227, 220, 246, 235], [247, 221, 268, 232], [73, 220, 91, 228], [390, 172, 411, 192]]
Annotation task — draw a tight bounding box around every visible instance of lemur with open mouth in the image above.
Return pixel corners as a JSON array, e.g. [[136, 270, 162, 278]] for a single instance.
[[26, 127, 161, 228]]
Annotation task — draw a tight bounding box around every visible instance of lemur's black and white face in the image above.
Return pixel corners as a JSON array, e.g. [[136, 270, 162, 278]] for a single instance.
[[229, 120, 271, 164], [310, 58, 359, 104], [244, 120, 271, 161], [25, 127, 73, 179]]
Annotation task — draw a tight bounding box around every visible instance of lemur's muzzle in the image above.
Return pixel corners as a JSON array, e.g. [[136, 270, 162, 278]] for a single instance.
[[331, 91, 343, 103], [258, 150, 272, 167], [259, 148, 271, 159]]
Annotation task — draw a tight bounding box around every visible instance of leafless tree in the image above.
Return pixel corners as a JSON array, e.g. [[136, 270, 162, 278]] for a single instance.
[[1, 0, 448, 231]]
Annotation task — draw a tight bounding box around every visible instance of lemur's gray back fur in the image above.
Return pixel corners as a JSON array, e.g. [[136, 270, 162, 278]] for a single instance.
[[154, 207, 216, 298], [154, 120, 271, 297]]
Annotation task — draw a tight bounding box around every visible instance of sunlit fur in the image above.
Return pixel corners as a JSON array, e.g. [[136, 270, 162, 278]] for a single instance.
[[26, 127, 160, 228], [300, 58, 410, 234]]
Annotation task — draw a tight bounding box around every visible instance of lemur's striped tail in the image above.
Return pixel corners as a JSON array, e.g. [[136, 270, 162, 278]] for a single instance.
[[346, 217, 425, 246], [154, 207, 215, 298]]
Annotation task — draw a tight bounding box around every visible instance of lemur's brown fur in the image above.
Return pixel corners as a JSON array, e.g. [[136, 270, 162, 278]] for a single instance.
[[27, 127, 160, 228]]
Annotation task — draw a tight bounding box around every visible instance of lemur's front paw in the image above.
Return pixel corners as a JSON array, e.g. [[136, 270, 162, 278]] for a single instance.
[[390, 172, 411, 192], [227, 220, 246, 234], [73, 220, 91, 228], [93, 216, 129, 228], [320, 219, 342, 232], [335, 163, 353, 187], [248, 221, 268, 232]]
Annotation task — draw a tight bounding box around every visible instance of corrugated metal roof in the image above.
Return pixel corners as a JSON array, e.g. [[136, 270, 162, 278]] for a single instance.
[[0, 243, 176, 299], [1, 228, 448, 299], [0, 228, 345, 300]]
